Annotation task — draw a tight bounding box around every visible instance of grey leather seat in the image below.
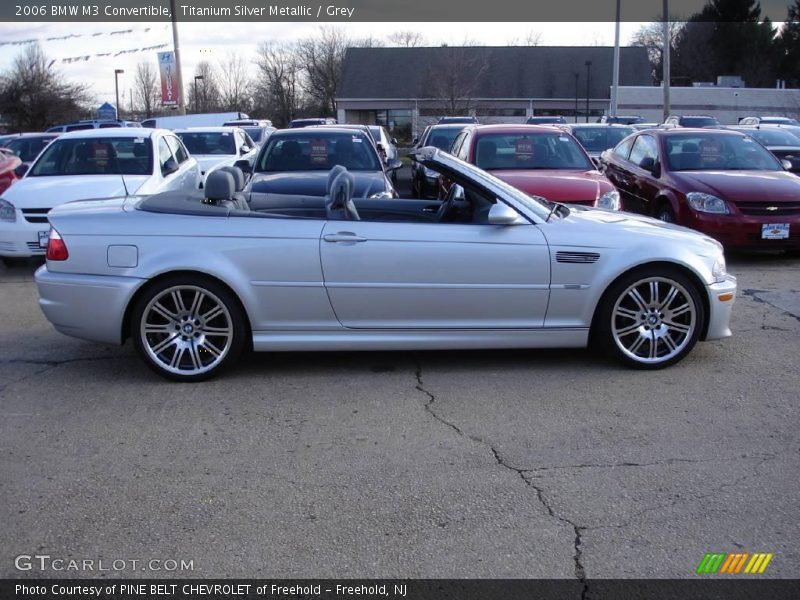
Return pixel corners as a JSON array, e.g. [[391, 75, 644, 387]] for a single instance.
[[219, 166, 249, 209]]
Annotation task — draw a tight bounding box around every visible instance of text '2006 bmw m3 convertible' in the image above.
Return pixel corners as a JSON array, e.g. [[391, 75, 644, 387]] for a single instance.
[[35, 148, 737, 381]]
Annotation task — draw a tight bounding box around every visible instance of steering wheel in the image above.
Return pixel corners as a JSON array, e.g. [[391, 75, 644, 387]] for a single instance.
[[436, 184, 464, 222]]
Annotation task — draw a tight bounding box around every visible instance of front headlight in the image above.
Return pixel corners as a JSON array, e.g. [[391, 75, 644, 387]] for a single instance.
[[0, 198, 16, 223], [686, 192, 729, 214], [369, 190, 394, 199], [596, 190, 621, 210], [712, 254, 727, 282]]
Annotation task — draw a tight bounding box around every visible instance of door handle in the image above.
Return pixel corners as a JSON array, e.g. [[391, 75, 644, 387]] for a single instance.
[[323, 233, 367, 243]]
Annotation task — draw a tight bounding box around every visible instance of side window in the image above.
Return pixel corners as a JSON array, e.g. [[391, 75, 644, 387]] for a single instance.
[[158, 137, 175, 176], [165, 135, 188, 164], [450, 131, 467, 158], [613, 137, 634, 160], [242, 131, 255, 149], [628, 135, 658, 167]]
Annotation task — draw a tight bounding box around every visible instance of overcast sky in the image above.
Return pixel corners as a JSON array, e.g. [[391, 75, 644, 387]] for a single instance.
[[0, 22, 647, 107]]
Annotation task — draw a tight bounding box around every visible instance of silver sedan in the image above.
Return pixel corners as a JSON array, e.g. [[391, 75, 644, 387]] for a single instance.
[[35, 149, 737, 381]]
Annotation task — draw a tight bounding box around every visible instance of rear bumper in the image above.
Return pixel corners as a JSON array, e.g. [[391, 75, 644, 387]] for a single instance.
[[35, 266, 145, 345], [703, 275, 737, 341], [0, 219, 48, 257]]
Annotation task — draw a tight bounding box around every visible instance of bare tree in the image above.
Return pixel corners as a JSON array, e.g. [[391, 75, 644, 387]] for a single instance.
[[631, 19, 684, 82], [188, 61, 222, 113], [422, 46, 491, 116], [295, 26, 349, 116], [254, 41, 301, 127], [217, 51, 252, 113], [133, 60, 159, 118], [506, 30, 542, 46], [0, 43, 90, 131], [388, 31, 426, 47]]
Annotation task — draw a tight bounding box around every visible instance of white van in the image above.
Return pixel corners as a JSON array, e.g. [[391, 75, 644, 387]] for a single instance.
[[141, 112, 249, 130]]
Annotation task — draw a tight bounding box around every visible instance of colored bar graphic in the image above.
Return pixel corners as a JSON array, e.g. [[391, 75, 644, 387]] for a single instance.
[[699, 552, 773, 574]]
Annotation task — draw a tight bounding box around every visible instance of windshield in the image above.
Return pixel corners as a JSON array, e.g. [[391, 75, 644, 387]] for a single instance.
[[175, 131, 236, 155], [256, 132, 382, 172], [743, 128, 800, 146], [680, 117, 720, 127], [425, 127, 464, 152], [474, 132, 593, 170], [4, 136, 55, 162], [665, 134, 782, 172], [368, 126, 382, 141], [242, 127, 264, 143], [29, 137, 153, 176], [571, 127, 634, 152]]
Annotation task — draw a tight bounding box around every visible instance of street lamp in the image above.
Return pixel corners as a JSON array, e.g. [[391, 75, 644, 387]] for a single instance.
[[573, 72, 579, 123], [194, 75, 204, 113], [114, 69, 124, 120], [585, 60, 592, 123]]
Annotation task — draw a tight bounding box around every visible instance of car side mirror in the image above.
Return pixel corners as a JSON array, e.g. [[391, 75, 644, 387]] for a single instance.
[[240, 145, 251, 155], [782, 159, 793, 170], [639, 156, 660, 176], [487, 202, 523, 225], [386, 158, 403, 171], [234, 159, 252, 174], [162, 159, 179, 176], [412, 137, 419, 145], [391, 137, 398, 145], [13, 163, 29, 177]]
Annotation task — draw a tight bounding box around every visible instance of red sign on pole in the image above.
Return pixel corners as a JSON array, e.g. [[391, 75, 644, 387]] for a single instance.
[[158, 51, 178, 107]]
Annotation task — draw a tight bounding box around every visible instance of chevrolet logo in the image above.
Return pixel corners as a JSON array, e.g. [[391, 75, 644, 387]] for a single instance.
[[766, 206, 779, 211]]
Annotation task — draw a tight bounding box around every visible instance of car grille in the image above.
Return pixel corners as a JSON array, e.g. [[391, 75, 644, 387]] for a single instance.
[[21, 208, 50, 224], [734, 201, 800, 216], [556, 251, 601, 264]]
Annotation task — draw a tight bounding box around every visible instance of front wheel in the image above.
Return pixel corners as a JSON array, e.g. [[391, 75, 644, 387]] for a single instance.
[[595, 268, 705, 369], [131, 276, 247, 381], [656, 204, 676, 223]]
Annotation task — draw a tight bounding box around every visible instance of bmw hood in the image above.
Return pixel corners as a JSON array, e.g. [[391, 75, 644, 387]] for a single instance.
[[1, 175, 148, 208], [672, 170, 800, 203], [248, 170, 390, 198]]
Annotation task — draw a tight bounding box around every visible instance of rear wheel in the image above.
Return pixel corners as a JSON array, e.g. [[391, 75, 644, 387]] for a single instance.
[[595, 268, 704, 369], [131, 276, 246, 381]]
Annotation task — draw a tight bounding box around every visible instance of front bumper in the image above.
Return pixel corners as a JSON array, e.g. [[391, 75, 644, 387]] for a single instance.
[[685, 212, 800, 249], [35, 265, 145, 345], [703, 275, 737, 341], [0, 218, 49, 257]]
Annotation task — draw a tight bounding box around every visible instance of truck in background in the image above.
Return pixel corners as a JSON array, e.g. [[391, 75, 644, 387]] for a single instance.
[[140, 112, 250, 130]]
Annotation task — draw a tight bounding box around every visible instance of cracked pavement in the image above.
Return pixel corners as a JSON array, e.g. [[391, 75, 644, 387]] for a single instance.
[[1, 252, 799, 581]]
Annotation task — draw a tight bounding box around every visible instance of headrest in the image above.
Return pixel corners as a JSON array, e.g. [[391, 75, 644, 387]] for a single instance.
[[682, 142, 699, 153], [220, 166, 245, 191], [328, 170, 355, 209], [327, 164, 347, 195], [205, 170, 235, 202], [282, 140, 301, 157]]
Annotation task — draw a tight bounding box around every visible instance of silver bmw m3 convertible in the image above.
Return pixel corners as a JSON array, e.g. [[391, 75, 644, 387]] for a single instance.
[[35, 148, 737, 381]]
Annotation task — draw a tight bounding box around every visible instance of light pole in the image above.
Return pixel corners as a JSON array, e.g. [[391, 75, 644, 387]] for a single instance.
[[194, 75, 204, 113], [610, 0, 621, 117], [574, 72, 579, 123], [585, 61, 592, 123], [114, 69, 124, 120]]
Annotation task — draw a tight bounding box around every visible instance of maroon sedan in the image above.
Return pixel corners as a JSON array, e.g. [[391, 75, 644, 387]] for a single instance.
[[600, 128, 800, 249], [445, 124, 621, 210]]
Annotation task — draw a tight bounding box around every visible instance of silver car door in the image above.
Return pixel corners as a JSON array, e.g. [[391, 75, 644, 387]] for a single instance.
[[319, 218, 550, 329]]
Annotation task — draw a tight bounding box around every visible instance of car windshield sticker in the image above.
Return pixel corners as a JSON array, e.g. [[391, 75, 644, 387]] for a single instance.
[[310, 139, 328, 163], [134, 138, 144, 144], [92, 143, 110, 166], [701, 139, 722, 158], [352, 136, 362, 143], [516, 138, 533, 158]]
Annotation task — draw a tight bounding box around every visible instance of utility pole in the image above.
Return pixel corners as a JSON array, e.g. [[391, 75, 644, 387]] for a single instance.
[[662, 0, 671, 122], [610, 0, 621, 117], [170, 0, 186, 115], [585, 61, 592, 123]]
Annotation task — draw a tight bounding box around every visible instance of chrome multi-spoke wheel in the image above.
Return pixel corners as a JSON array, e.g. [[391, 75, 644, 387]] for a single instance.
[[597, 269, 704, 369], [132, 277, 245, 381]]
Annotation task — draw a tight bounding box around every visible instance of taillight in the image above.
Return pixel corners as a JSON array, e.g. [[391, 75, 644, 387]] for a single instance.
[[46, 228, 69, 261]]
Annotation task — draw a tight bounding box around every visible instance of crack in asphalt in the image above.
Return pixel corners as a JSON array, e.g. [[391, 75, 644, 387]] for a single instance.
[[742, 288, 800, 323], [413, 356, 588, 597], [0, 356, 115, 396]]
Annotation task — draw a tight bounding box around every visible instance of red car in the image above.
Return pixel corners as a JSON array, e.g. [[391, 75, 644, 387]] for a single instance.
[[600, 128, 800, 250], [443, 124, 621, 210], [0, 149, 21, 195]]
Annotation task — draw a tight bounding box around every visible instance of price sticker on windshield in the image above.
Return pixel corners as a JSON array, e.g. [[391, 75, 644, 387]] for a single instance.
[[515, 138, 533, 157], [310, 139, 328, 164]]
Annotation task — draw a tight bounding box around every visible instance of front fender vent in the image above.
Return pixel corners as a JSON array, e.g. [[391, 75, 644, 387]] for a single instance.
[[556, 251, 600, 264]]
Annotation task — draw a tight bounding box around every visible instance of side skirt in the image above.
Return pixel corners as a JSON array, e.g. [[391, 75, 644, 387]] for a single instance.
[[251, 328, 589, 352]]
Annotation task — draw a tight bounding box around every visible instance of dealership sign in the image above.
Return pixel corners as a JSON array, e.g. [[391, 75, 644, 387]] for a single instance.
[[157, 51, 178, 107]]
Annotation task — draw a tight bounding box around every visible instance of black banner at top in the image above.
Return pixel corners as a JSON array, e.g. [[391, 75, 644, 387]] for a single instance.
[[0, 0, 798, 22]]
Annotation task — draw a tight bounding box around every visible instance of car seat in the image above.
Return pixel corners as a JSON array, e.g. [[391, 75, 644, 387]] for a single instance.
[[326, 169, 359, 220], [203, 170, 238, 209], [218, 166, 249, 210]]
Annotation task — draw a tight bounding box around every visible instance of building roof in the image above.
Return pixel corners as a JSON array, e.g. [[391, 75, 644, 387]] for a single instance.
[[338, 46, 652, 101]]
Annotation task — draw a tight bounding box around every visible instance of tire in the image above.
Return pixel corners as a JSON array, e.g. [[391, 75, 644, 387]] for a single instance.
[[594, 267, 705, 369], [130, 275, 247, 382], [656, 203, 675, 223], [410, 174, 419, 198]]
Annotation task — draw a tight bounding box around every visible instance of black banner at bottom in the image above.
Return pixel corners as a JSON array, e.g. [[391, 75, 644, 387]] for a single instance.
[[3, 579, 800, 600]]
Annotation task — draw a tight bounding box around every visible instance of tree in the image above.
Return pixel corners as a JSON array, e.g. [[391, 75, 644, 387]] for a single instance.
[[631, 19, 683, 83], [133, 60, 159, 118], [506, 30, 542, 46], [421, 46, 490, 116], [777, 0, 800, 87], [217, 52, 252, 113], [388, 31, 425, 47], [254, 42, 302, 127], [0, 43, 90, 131], [295, 27, 349, 116], [188, 61, 221, 113]]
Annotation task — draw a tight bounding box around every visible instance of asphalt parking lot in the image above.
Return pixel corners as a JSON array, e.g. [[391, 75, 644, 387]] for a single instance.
[[1, 195, 799, 579]]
